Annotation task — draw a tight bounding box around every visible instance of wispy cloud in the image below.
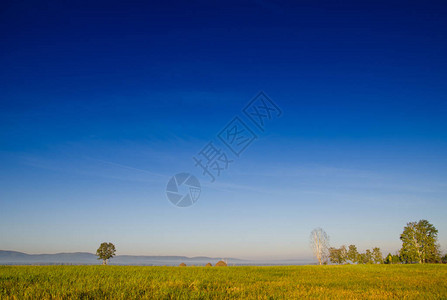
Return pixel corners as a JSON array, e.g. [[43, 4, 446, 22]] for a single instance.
[[19, 154, 168, 184]]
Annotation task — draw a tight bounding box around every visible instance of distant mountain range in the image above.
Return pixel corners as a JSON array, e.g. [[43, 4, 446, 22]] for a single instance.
[[0, 250, 313, 266], [0, 250, 238, 266]]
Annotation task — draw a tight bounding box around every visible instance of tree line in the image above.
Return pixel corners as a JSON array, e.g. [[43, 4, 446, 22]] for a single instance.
[[311, 219, 447, 265], [95, 219, 446, 266], [328, 245, 383, 264]]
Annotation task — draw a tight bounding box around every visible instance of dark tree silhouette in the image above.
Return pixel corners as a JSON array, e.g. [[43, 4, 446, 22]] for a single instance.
[[96, 242, 116, 265]]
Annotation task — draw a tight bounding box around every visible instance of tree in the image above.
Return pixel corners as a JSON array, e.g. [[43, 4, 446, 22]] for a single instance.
[[96, 242, 116, 265], [442, 254, 447, 264], [392, 254, 401, 264], [340, 245, 347, 263], [329, 245, 347, 264], [328, 247, 338, 264], [347, 245, 359, 264], [385, 253, 401, 264], [357, 253, 366, 264], [356, 249, 374, 264], [364, 249, 373, 264], [400, 220, 441, 263], [372, 247, 383, 264], [309, 228, 330, 265], [384, 253, 400, 264], [384, 253, 393, 264]]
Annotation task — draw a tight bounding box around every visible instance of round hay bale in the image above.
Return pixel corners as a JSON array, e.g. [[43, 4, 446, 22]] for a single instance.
[[205, 263, 212, 267], [215, 260, 227, 267], [179, 263, 186, 267]]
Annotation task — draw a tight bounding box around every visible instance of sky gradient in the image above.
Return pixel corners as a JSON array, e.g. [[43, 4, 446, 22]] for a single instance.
[[1, 0, 447, 261]]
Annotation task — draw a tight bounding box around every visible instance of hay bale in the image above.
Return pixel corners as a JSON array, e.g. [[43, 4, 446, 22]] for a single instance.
[[215, 260, 227, 267], [205, 263, 212, 267], [179, 263, 186, 267]]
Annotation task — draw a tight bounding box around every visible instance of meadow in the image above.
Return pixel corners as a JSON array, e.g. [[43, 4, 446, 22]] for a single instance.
[[1, 264, 446, 299]]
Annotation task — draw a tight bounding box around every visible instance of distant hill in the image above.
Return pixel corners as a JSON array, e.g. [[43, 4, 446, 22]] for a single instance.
[[0, 250, 313, 266], [0, 250, 242, 266]]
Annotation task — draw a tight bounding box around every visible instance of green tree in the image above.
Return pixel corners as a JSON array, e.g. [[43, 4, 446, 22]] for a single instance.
[[364, 249, 373, 264], [347, 245, 359, 263], [329, 245, 348, 264], [328, 247, 338, 264], [384, 253, 393, 264], [357, 253, 366, 264], [400, 220, 441, 263], [372, 247, 383, 264], [442, 254, 447, 264], [391, 254, 401, 264], [356, 249, 374, 264], [339, 245, 347, 264], [96, 242, 116, 265], [384, 253, 401, 264]]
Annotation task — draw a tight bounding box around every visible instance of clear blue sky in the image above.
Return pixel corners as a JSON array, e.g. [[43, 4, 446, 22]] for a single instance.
[[1, 0, 446, 260]]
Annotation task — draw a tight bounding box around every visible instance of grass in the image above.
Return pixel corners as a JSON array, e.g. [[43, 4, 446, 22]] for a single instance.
[[0, 264, 446, 299]]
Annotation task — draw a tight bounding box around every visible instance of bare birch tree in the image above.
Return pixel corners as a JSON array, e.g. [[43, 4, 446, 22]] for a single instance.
[[310, 228, 329, 265]]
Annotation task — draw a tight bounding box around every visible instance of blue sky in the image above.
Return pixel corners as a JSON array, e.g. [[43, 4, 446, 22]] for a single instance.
[[1, 0, 446, 260]]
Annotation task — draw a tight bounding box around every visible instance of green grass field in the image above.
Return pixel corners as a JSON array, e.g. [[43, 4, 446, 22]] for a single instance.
[[1, 264, 446, 299]]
